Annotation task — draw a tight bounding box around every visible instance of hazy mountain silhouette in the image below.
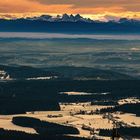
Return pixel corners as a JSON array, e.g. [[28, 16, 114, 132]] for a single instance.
[[0, 14, 140, 33]]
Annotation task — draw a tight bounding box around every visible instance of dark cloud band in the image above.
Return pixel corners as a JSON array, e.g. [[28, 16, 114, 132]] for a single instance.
[[30, 0, 140, 12]]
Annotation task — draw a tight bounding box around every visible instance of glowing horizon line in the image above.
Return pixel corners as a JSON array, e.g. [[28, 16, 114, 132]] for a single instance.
[[0, 12, 140, 21]]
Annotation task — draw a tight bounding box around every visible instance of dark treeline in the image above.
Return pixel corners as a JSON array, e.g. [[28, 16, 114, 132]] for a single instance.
[[1, 79, 139, 98], [12, 116, 79, 135], [0, 99, 59, 115], [57, 80, 140, 102], [0, 79, 140, 114], [0, 128, 89, 140], [0, 65, 140, 114], [0, 65, 57, 79], [99, 127, 140, 138], [0, 65, 134, 80], [91, 100, 119, 106], [46, 66, 133, 80], [100, 103, 140, 116]]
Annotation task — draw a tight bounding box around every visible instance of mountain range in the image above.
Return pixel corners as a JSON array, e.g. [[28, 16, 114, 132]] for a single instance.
[[0, 14, 140, 33], [26, 14, 94, 23], [18, 14, 140, 24]]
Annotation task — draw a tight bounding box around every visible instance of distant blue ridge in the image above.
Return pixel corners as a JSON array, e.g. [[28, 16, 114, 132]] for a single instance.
[[0, 18, 140, 33]]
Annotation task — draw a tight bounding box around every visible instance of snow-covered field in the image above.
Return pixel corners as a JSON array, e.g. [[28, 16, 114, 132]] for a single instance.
[[0, 98, 140, 140]]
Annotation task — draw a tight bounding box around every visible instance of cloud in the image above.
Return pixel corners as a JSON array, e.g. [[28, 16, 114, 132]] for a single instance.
[[30, 0, 140, 12], [0, 0, 140, 20], [0, 0, 72, 13]]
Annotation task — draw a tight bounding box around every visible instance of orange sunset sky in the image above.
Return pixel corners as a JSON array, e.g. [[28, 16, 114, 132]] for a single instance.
[[0, 0, 140, 20]]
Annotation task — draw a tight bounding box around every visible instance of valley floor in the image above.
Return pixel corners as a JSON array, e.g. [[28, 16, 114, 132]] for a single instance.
[[0, 98, 140, 140]]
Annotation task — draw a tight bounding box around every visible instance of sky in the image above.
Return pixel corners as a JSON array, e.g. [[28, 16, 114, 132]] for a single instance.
[[0, 0, 140, 20]]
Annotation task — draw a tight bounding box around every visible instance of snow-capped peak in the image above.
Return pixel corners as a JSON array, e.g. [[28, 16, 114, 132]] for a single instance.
[[26, 14, 93, 23]]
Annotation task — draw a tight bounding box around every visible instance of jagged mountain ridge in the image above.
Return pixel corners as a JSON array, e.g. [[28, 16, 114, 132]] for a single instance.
[[0, 14, 140, 33], [1, 13, 139, 24], [26, 14, 93, 23]]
